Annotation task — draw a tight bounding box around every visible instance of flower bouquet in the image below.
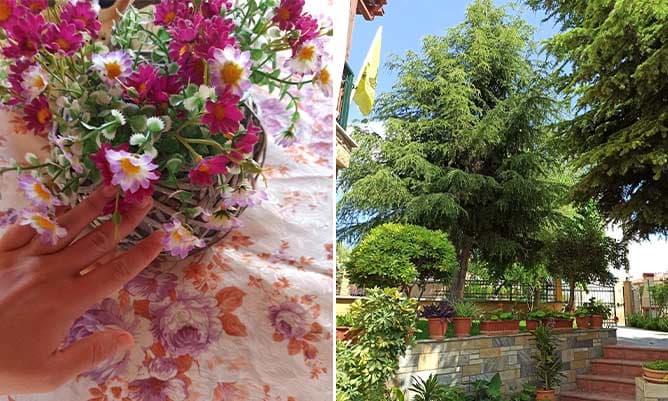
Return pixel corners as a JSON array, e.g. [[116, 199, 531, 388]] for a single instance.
[[0, 0, 331, 258]]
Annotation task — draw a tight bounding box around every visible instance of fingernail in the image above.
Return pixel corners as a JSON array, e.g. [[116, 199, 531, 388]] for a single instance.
[[102, 185, 116, 197], [114, 332, 134, 347]]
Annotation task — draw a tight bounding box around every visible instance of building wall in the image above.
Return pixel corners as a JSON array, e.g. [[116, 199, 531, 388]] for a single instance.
[[393, 329, 617, 397]]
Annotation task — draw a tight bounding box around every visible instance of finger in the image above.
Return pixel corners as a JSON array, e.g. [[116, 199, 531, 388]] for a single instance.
[[76, 231, 164, 305], [0, 224, 35, 252], [47, 330, 133, 388], [47, 197, 154, 273], [30, 185, 118, 255]]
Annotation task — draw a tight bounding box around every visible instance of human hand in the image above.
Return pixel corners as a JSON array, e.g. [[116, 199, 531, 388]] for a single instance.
[[0, 185, 164, 395]]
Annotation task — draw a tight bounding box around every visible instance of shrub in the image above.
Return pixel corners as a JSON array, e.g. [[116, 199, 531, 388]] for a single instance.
[[347, 224, 458, 295], [337, 313, 354, 327], [420, 300, 455, 319], [336, 288, 417, 401], [453, 301, 481, 318], [588, 299, 611, 319], [530, 324, 566, 391], [644, 360, 668, 371]]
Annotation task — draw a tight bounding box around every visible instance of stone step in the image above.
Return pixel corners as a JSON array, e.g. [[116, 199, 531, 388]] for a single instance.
[[560, 390, 634, 401], [590, 358, 644, 377], [576, 374, 636, 395], [604, 344, 668, 361]]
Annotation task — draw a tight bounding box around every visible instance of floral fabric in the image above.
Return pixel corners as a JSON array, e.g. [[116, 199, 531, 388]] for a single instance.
[[0, 2, 334, 398]]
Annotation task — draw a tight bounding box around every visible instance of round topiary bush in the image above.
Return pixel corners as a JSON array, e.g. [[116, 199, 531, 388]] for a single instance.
[[347, 223, 458, 294]]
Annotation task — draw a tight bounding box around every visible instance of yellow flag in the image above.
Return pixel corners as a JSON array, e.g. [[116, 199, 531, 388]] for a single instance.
[[353, 26, 382, 116]]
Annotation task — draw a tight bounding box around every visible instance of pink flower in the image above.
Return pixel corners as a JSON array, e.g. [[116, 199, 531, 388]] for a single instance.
[[193, 16, 235, 59], [289, 14, 320, 50], [222, 185, 267, 209], [188, 155, 230, 186], [43, 22, 84, 56], [178, 55, 207, 86], [272, 0, 304, 30], [209, 46, 251, 97], [0, 0, 17, 28], [90, 143, 129, 185], [2, 8, 45, 58], [202, 209, 242, 231], [20, 209, 67, 245], [153, 0, 190, 26], [105, 149, 159, 193], [19, 0, 45, 14], [60, 0, 101, 39], [22, 95, 51, 134], [269, 302, 309, 339], [18, 174, 61, 210], [201, 95, 244, 135], [161, 220, 206, 259], [125, 64, 159, 103], [6, 59, 32, 105], [91, 50, 132, 86], [150, 73, 182, 109], [313, 66, 332, 96], [235, 122, 260, 154], [201, 0, 231, 18]]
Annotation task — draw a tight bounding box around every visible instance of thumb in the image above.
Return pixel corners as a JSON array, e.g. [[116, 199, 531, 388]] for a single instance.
[[49, 330, 134, 384]]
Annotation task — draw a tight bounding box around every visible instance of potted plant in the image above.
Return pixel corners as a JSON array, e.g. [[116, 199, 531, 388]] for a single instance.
[[549, 310, 574, 331], [526, 310, 547, 331], [453, 301, 480, 337], [336, 314, 354, 341], [530, 324, 566, 401], [589, 299, 611, 329], [575, 304, 591, 329], [480, 308, 519, 334], [642, 360, 668, 383], [420, 300, 454, 340]]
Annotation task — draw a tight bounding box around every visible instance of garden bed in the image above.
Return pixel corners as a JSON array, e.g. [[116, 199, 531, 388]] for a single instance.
[[394, 328, 617, 396]]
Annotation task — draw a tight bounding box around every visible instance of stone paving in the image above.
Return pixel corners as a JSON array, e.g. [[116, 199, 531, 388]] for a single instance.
[[616, 326, 668, 348]]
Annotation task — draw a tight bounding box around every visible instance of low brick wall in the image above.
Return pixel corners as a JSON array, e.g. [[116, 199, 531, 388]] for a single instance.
[[394, 328, 617, 396]]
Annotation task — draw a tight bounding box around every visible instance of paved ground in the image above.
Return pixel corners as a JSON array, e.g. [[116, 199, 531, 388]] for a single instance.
[[616, 326, 668, 348]]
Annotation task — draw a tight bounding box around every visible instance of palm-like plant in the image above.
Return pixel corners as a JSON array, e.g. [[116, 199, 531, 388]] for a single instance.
[[530, 324, 566, 391]]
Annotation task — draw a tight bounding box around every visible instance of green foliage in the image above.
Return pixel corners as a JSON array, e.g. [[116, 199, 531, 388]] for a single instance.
[[347, 224, 457, 294], [643, 360, 668, 371], [543, 205, 628, 310], [392, 374, 535, 401], [469, 373, 503, 401], [409, 374, 463, 401], [650, 283, 668, 317], [336, 242, 351, 294], [338, 0, 564, 298], [530, 324, 566, 390], [527, 310, 547, 320], [626, 313, 668, 332], [337, 313, 354, 327], [486, 309, 517, 321], [588, 299, 611, 319], [336, 288, 418, 401], [453, 301, 481, 318], [527, 0, 668, 239]]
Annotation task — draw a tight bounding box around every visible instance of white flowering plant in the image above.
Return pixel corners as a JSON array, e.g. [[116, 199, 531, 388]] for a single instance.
[[0, 0, 331, 258]]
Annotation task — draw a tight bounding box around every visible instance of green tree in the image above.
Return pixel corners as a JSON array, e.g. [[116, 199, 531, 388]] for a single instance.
[[338, 0, 563, 298], [527, 0, 668, 239], [544, 205, 629, 310], [347, 223, 457, 299]]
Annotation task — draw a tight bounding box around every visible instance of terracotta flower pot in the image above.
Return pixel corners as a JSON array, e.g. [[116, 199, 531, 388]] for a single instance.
[[642, 367, 668, 383], [535, 389, 556, 401], [427, 318, 448, 340], [526, 319, 538, 331], [453, 317, 472, 337], [336, 326, 349, 340], [504, 319, 520, 333], [590, 314, 603, 329], [576, 316, 591, 329], [553, 318, 573, 331], [480, 320, 503, 334]]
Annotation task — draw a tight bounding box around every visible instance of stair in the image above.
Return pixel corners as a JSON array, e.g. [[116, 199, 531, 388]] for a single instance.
[[560, 344, 667, 401]]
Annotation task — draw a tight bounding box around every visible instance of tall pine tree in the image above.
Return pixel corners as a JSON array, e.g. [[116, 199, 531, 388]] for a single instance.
[[338, 0, 563, 299], [528, 0, 668, 239]]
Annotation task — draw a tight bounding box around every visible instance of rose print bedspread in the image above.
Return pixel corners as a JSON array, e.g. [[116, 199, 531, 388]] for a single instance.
[[0, 12, 334, 400]]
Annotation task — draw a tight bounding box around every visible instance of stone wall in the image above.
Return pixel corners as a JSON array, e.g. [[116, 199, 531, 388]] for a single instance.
[[394, 328, 617, 396]]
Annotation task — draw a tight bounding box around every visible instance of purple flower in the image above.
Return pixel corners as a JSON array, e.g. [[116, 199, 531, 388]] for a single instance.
[[125, 268, 177, 302], [149, 291, 222, 356], [269, 302, 308, 339], [43, 22, 84, 56], [256, 97, 291, 137], [66, 299, 141, 383], [128, 360, 186, 401], [153, 0, 190, 26], [0, 208, 18, 228]]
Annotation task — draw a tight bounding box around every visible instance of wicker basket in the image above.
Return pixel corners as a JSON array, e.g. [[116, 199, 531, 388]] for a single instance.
[[77, 102, 267, 257]]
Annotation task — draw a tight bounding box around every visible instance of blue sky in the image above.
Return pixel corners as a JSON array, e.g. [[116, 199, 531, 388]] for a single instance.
[[345, 0, 559, 123]]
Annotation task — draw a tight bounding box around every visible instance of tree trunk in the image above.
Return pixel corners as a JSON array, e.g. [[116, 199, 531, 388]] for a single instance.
[[533, 287, 541, 309], [567, 280, 576, 311], [450, 244, 471, 300]]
